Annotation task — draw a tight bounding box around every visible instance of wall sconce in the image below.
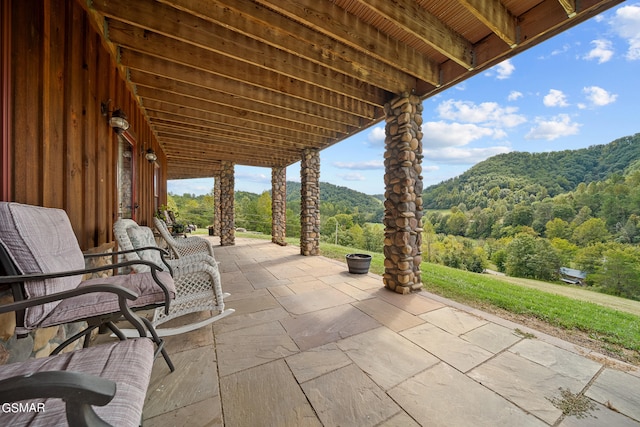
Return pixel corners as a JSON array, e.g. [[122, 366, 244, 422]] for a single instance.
[[145, 148, 158, 163], [101, 101, 130, 134]]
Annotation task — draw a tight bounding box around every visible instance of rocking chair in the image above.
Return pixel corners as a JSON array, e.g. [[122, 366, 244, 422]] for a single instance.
[[0, 283, 157, 426], [114, 219, 234, 336], [154, 217, 216, 259], [0, 202, 176, 371]]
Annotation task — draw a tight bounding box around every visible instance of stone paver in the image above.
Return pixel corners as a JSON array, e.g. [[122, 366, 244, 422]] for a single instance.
[[420, 306, 487, 335], [302, 364, 401, 427], [280, 303, 380, 351], [389, 362, 547, 427], [143, 237, 640, 427], [215, 321, 298, 376], [468, 351, 590, 424], [221, 360, 320, 427], [337, 327, 439, 390], [462, 322, 521, 353], [401, 322, 494, 372], [586, 368, 640, 422]]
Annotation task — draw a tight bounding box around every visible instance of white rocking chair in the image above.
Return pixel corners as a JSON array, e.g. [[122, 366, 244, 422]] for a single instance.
[[154, 217, 216, 259], [114, 219, 234, 336]]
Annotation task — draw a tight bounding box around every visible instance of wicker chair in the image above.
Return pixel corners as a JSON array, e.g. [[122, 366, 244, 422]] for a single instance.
[[154, 217, 216, 259], [114, 219, 233, 336], [0, 202, 175, 371]]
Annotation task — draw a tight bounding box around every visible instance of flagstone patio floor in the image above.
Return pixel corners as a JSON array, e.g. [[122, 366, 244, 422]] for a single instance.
[[141, 237, 640, 426]]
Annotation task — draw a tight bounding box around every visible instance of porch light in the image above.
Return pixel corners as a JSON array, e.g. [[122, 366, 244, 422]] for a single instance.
[[101, 101, 130, 134], [145, 148, 158, 162], [108, 109, 130, 133]]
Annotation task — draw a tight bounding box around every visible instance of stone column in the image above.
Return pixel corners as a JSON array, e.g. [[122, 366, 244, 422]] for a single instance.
[[272, 167, 287, 246], [213, 175, 221, 236], [300, 149, 320, 256], [383, 93, 424, 294], [219, 161, 235, 246]]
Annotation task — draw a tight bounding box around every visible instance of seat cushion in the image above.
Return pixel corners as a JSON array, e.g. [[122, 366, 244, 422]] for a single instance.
[[36, 271, 176, 328], [0, 202, 85, 327], [0, 338, 155, 427]]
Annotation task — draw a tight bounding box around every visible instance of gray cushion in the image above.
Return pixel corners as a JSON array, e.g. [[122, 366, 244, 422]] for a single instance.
[[0, 338, 155, 427], [126, 225, 163, 270], [0, 202, 85, 327], [39, 271, 176, 328]]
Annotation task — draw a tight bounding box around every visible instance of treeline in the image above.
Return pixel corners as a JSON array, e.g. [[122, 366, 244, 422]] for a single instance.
[[424, 133, 640, 209], [424, 166, 640, 300], [168, 181, 384, 251]]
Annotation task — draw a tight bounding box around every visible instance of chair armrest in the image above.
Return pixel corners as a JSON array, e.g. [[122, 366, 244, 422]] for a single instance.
[[0, 283, 149, 338], [0, 371, 115, 427], [84, 247, 174, 279], [0, 283, 137, 314]]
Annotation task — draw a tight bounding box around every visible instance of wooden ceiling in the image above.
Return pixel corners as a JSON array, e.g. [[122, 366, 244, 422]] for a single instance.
[[86, 0, 624, 179]]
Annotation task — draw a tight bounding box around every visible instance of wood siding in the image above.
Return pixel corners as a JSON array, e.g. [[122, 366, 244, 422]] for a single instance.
[[2, 0, 167, 250]]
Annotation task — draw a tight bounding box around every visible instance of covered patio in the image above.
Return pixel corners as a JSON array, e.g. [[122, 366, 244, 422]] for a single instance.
[[139, 237, 640, 426]]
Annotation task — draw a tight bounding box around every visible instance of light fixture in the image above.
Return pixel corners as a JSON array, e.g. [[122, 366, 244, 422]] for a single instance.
[[101, 101, 130, 134], [145, 148, 158, 163]]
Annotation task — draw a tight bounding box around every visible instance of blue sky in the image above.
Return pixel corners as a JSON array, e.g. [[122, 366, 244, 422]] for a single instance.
[[169, 2, 640, 197]]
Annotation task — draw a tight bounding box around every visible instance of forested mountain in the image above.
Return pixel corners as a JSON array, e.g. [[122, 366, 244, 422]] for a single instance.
[[424, 133, 640, 210], [285, 181, 384, 223]]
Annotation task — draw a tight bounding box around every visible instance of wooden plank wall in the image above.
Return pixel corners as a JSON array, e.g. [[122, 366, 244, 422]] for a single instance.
[[4, 0, 167, 250]]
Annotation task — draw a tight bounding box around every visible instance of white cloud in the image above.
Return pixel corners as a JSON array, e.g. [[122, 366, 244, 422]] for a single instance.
[[525, 114, 581, 141], [422, 165, 440, 173], [507, 91, 523, 101], [436, 99, 526, 128], [366, 126, 385, 147], [235, 172, 270, 183], [424, 146, 511, 164], [494, 59, 515, 79], [337, 172, 366, 181], [543, 89, 569, 107], [333, 160, 384, 170], [423, 121, 495, 148], [583, 39, 614, 63], [583, 86, 618, 106], [611, 4, 640, 60]]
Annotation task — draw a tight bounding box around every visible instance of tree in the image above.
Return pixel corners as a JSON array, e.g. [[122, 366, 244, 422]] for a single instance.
[[571, 218, 610, 246], [445, 211, 468, 236], [591, 246, 640, 300], [545, 218, 572, 240], [505, 234, 560, 281]]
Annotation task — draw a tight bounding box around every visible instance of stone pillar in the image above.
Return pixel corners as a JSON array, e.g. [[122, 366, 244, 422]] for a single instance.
[[272, 167, 287, 246], [300, 149, 320, 256], [383, 93, 424, 294], [213, 175, 221, 236], [219, 161, 235, 246]]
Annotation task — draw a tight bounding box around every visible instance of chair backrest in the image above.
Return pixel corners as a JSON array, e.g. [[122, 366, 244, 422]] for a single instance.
[[113, 219, 162, 273], [0, 202, 85, 328]]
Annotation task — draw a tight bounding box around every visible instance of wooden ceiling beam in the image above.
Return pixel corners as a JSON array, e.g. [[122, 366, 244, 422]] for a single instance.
[[130, 70, 365, 129], [122, 51, 376, 120], [255, 0, 440, 87], [151, 0, 418, 94], [557, 0, 577, 17], [154, 126, 317, 151], [457, 0, 518, 47], [144, 107, 330, 145], [135, 86, 355, 136], [149, 120, 311, 150], [353, 0, 474, 70], [102, 16, 390, 104]]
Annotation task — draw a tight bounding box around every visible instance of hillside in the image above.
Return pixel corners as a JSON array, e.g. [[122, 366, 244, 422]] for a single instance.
[[285, 181, 383, 223], [424, 133, 640, 209]]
